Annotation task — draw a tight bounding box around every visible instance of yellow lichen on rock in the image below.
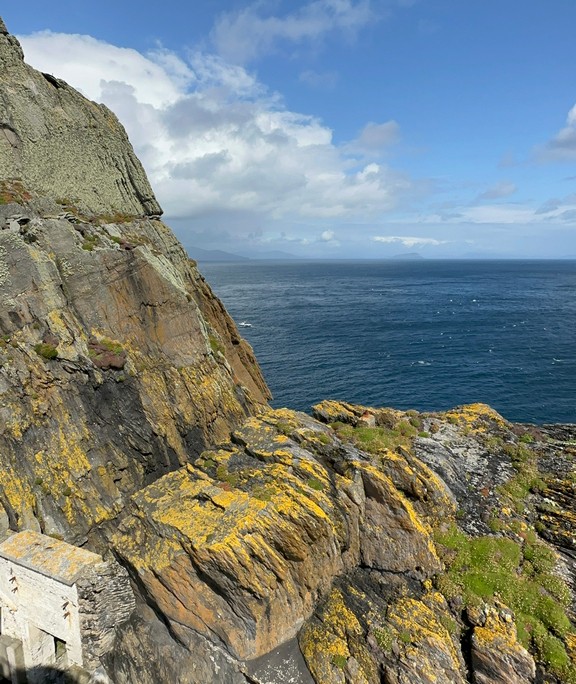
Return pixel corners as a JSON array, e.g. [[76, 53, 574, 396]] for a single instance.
[[471, 602, 536, 684], [443, 403, 509, 433], [299, 587, 367, 684], [383, 594, 465, 683]]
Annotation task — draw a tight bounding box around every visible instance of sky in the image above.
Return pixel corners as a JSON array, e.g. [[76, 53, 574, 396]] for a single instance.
[[3, 1, 576, 258]]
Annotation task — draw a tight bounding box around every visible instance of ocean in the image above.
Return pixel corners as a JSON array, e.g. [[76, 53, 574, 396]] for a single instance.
[[200, 260, 576, 424]]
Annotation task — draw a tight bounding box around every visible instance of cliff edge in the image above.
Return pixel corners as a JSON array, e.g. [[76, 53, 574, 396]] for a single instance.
[[0, 17, 269, 552]]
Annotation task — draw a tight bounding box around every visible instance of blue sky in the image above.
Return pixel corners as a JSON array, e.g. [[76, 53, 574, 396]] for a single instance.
[[3, 1, 576, 258]]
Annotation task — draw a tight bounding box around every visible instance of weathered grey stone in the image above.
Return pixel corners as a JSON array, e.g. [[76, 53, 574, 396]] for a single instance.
[[0, 18, 160, 217]]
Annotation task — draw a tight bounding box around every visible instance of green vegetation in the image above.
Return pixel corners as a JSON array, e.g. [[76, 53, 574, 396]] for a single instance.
[[398, 630, 412, 644], [434, 525, 576, 681], [251, 484, 275, 502], [275, 421, 293, 436], [95, 211, 135, 225], [306, 477, 325, 491], [209, 335, 225, 355], [496, 442, 546, 512], [331, 654, 347, 669], [316, 432, 331, 445], [34, 342, 58, 360], [331, 420, 418, 455], [374, 627, 394, 652], [216, 464, 239, 487], [0, 179, 32, 205], [96, 338, 124, 354], [82, 234, 100, 251]]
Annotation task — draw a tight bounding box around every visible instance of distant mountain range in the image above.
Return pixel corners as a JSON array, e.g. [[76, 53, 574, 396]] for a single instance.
[[187, 246, 304, 262], [391, 252, 424, 260], [187, 247, 250, 262]]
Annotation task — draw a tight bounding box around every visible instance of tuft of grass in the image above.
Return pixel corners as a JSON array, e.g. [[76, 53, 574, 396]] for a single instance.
[[276, 421, 293, 436], [252, 484, 275, 502], [34, 343, 58, 360], [0, 179, 32, 204], [332, 420, 417, 455], [306, 477, 325, 491], [216, 464, 239, 487], [97, 338, 124, 354], [331, 655, 347, 669], [374, 627, 394, 652], [95, 212, 135, 225], [82, 233, 101, 251], [315, 431, 331, 445], [209, 335, 225, 355]]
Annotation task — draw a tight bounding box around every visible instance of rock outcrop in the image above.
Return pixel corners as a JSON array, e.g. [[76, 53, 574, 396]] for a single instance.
[[1, 16, 575, 684], [0, 19, 159, 218]]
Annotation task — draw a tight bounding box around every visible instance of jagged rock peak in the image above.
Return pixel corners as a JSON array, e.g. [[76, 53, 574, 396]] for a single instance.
[[0, 15, 161, 218]]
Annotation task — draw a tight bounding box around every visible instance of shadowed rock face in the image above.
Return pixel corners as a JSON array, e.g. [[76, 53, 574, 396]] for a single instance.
[[1, 16, 576, 684]]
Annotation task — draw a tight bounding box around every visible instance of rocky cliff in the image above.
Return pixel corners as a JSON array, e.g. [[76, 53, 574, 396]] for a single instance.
[[0, 18, 268, 572], [1, 16, 575, 684]]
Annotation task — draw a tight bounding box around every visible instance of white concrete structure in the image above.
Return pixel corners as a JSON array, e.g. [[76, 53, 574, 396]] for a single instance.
[[0, 530, 135, 684]]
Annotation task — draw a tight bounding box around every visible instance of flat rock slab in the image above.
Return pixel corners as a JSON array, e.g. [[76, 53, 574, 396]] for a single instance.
[[246, 638, 315, 684]]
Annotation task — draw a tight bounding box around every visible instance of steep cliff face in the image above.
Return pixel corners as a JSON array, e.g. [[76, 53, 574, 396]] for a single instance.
[[0, 21, 269, 548], [1, 17, 575, 684]]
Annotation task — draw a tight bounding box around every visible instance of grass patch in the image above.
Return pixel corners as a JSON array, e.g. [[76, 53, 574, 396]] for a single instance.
[[95, 212, 135, 225], [96, 338, 123, 354], [0, 179, 32, 204], [315, 431, 331, 445], [306, 477, 325, 491], [209, 335, 225, 355], [434, 524, 575, 681], [252, 484, 275, 502], [331, 420, 418, 455], [331, 655, 347, 669], [276, 421, 293, 436], [216, 464, 239, 487], [34, 343, 58, 360], [374, 627, 394, 652]]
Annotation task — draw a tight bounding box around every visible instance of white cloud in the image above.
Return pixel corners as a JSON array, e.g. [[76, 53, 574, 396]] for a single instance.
[[20, 31, 187, 107], [211, 0, 375, 64], [372, 235, 447, 247], [321, 230, 335, 240], [414, 194, 576, 226], [18, 30, 415, 237], [540, 104, 576, 161]]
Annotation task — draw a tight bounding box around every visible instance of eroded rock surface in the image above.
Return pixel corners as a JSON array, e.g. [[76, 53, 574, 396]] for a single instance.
[[0, 21, 159, 217]]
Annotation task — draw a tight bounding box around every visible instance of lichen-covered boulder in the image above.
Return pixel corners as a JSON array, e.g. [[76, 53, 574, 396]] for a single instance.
[[471, 603, 536, 684]]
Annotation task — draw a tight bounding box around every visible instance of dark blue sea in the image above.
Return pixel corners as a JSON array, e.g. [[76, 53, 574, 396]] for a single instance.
[[200, 260, 576, 424]]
